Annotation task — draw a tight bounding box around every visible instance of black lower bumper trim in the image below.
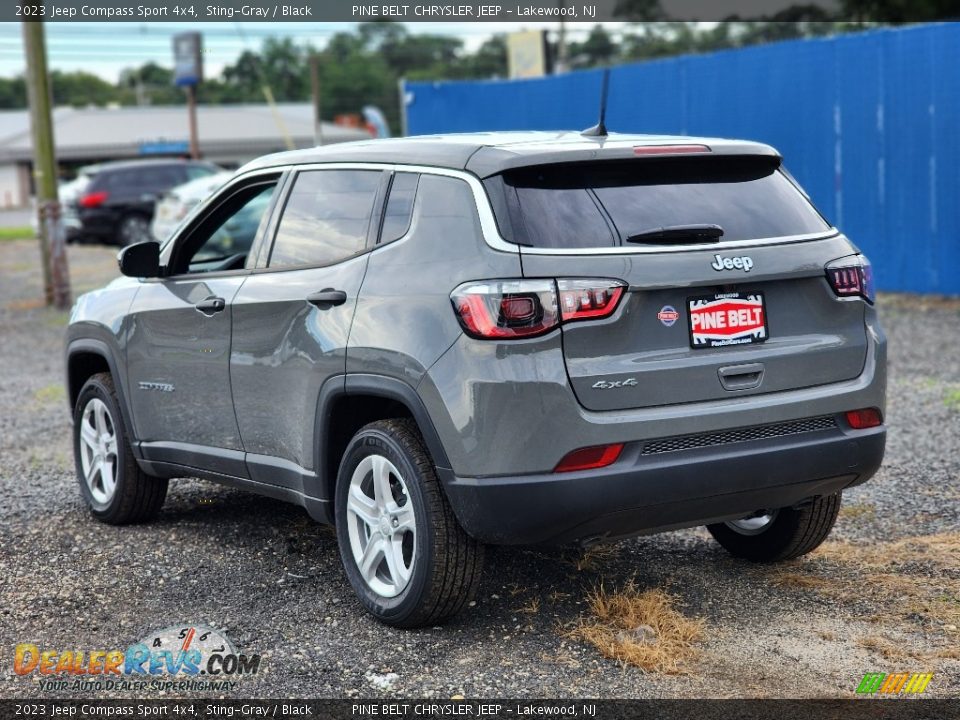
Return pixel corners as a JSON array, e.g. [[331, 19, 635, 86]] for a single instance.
[[442, 426, 885, 545]]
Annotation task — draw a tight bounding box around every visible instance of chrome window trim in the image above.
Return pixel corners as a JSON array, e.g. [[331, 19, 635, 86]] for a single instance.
[[231, 162, 841, 257]]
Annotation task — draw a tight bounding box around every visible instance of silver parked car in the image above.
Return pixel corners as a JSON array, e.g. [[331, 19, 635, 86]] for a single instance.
[[150, 170, 234, 242]]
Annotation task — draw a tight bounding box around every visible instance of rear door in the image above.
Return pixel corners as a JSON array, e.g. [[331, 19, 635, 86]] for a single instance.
[[230, 167, 387, 489], [490, 154, 868, 412]]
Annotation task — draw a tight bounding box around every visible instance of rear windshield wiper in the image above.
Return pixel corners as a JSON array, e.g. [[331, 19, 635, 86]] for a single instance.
[[625, 224, 724, 244]]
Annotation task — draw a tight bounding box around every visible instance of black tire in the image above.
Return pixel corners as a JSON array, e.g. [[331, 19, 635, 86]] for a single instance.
[[706, 493, 841, 562], [73, 372, 168, 525], [334, 418, 484, 627]]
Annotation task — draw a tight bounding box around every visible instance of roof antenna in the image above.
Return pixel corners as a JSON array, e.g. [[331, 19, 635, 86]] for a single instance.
[[581, 68, 610, 138]]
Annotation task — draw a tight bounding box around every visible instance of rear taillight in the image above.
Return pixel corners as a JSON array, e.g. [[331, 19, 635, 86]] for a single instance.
[[846, 408, 883, 429], [826, 255, 875, 303], [557, 280, 625, 322], [79, 191, 109, 209], [452, 280, 558, 339], [554, 443, 624, 473], [451, 279, 625, 340]]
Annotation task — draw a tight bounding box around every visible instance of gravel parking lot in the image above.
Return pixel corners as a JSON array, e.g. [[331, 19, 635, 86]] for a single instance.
[[1, 238, 958, 699]]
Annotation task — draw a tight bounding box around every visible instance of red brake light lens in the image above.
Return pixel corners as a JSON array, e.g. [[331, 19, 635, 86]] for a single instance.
[[452, 280, 559, 339], [826, 255, 875, 303], [554, 443, 625, 473], [558, 280, 625, 322], [452, 279, 625, 340], [845, 408, 883, 429], [79, 191, 109, 209], [633, 144, 710, 156]]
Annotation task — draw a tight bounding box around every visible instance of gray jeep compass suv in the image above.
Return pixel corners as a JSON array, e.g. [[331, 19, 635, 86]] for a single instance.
[[66, 132, 886, 627]]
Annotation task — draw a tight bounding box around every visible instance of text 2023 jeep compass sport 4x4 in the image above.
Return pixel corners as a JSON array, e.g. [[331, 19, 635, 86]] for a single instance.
[[66, 132, 886, 627]]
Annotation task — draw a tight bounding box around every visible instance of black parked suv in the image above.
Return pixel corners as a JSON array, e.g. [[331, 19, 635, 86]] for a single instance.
[[66, 132, 886, 627], [74, 159, 221, 245]]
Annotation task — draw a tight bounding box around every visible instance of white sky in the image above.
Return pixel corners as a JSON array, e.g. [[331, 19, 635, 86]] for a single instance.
[[0, 22, 631, 81]]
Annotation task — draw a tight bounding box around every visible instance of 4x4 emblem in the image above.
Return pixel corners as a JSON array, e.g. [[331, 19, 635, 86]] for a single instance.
[[711, 254, 754, 272], [592, 378, 638, 390]]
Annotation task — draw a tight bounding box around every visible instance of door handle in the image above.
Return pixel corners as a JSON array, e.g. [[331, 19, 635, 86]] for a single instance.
[[306, 288, 348, 309], [195, 296, 226, 315]]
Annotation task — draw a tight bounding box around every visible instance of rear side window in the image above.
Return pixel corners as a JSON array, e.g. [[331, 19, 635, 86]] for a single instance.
[[269, 169, 381, 268], [380, 172, 419, 244], [95, 165, 184, 192], [488, 157, 831, 249]]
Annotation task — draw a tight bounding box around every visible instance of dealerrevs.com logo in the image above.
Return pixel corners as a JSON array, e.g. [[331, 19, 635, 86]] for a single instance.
[[13, 624, 261, 693]]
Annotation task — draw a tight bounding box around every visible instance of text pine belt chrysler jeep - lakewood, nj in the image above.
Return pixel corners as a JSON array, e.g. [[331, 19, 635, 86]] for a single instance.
[[65, 132, 886, 627]]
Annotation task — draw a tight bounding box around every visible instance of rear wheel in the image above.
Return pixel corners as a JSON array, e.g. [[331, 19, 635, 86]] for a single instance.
[[117, 214, 151, 246], [334, 418, 484, 627], [707, 492, 841, 562], [74, 373, 168, 524]]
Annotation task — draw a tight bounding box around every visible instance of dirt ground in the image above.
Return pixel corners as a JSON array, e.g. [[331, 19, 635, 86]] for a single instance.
[[1, 238, 958, 699]]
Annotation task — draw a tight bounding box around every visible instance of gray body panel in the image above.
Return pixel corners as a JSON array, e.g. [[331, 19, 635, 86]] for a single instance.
[[126, 276, 247, 453], [231, 254, 369, 475], [347, 174, 520, 387], [65, 132, 888, 546], [418, 307, 885, 478], [522, 235, 868, 412]]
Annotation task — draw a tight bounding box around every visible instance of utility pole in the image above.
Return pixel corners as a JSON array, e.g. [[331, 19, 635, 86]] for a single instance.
[[310, 54, 323, 146], [185, 84, 199, 159], [556, 3, 568, 74], [21, 18, 71, 310]]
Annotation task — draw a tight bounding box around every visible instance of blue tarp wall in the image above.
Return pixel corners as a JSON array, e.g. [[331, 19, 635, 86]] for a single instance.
[[406, 23, 960, 295]]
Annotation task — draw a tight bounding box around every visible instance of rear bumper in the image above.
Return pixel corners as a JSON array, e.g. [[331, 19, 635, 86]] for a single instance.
[[442, 422, 885, 545]]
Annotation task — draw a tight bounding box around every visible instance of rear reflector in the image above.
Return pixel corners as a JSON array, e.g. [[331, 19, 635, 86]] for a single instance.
[[633, 144, 710, 156], [554, 443, 624, 473], [845, 408, 883, 429]]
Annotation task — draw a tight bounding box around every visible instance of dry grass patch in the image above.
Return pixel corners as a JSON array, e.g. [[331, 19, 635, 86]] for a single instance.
[[774, 533, 960, 635], [838, 502, 876, 521], [568, 582, 705, 674], [569, 544, 620, 572], [517, 597, 541, 615]]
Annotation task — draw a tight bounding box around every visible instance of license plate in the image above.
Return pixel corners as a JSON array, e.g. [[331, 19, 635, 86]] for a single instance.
[[688, 292, 768, 349]]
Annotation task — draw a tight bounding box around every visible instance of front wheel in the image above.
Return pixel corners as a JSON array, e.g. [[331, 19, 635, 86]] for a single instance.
[[334, 418, 484, 627], [74, 373, 168, 524], [706, 492, 841, 562]]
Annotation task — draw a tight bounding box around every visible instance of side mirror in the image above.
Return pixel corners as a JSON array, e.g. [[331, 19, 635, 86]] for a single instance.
[[118, 241, 161, 278]]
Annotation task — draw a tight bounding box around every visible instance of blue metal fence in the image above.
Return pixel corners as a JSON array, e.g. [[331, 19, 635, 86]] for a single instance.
[[406, 23, 960, 295]]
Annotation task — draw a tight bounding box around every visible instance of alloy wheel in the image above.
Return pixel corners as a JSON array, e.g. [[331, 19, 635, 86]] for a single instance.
[[78, 397, 118, 507], [345, 454, 416, 598], [725, 509, 778, 536]]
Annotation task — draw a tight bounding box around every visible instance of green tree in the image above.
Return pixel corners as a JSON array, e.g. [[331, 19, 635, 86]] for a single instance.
[[569, 25, 619, 68], [0, 76, 26, 109], [50, 71, 118, 107]]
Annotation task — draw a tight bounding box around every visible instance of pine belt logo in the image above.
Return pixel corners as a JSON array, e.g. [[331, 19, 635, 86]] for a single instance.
[[856, 672, 934, 696], [13, 624, 261, 693]]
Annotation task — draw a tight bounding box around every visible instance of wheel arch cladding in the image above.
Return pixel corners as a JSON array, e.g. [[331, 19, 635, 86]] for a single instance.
[[316, 374, 452, 507], [66, 340, 138, 446]]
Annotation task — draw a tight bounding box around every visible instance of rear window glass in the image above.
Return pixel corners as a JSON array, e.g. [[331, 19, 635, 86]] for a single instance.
[[488, 157, 831, 249]]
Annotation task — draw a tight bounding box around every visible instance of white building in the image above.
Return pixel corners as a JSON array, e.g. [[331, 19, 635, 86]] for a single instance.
[[0, 103, 371, 208]]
